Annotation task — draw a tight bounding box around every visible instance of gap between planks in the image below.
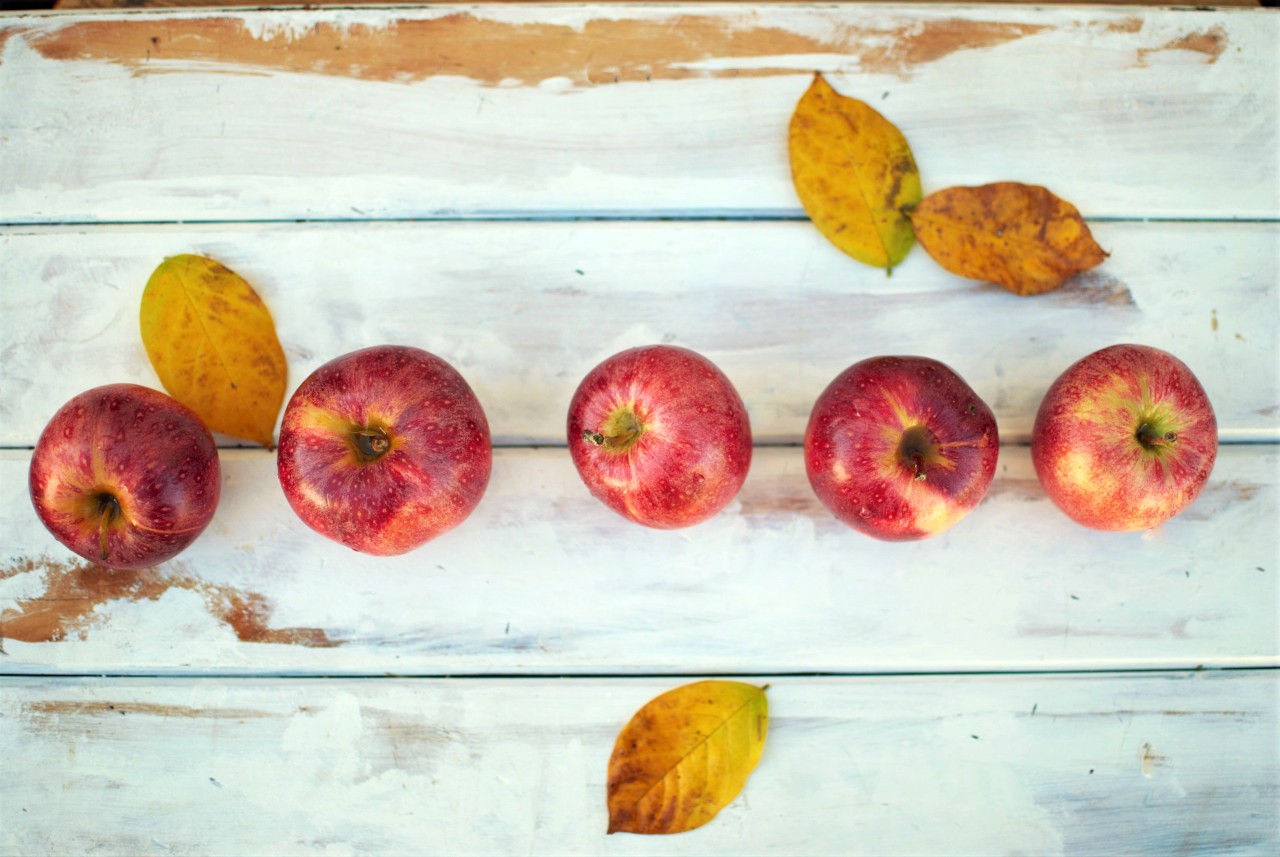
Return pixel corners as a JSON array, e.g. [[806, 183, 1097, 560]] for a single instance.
[[5, 666, 1278, 681], [4, 215, 1280, 230]]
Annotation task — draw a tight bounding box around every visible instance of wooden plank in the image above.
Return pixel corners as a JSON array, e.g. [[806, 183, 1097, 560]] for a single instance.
[[2, 220, 1275, 447], [2, 445, 1276, 674], [49, 1, 1272, 10], [1, 671, 1276, 854], [2, 5, 1276, 222]]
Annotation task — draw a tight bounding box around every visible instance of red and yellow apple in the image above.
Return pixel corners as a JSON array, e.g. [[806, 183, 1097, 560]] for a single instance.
[[1031, 343, 1217, 531], [29, 384, 221, 569], [567, 345, 752, 528], [805, 356, 999, 540], [277, 345, 492, 554]]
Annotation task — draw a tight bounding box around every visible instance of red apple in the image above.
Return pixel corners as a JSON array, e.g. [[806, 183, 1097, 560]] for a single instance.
[[277, 345, 491, 555], [567, 345, 752, 528], [805, 356, 998, 540], [29, 384, 221, 570], [1031, 343, 1217, 531]]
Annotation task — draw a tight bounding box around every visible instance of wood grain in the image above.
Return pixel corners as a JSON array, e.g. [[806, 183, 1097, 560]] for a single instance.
[[2, 5, 1276, 222], [3, 445, 1275, 674], [3, 220, 1275, 448], [2, 672, 1275, 854]]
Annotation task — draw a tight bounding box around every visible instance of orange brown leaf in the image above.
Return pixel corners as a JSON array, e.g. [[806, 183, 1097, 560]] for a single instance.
[[140, 254, 287, 447], [606, 680, 768, 835], [789, 72, 922, 271], [910, 182, 1109, 295]]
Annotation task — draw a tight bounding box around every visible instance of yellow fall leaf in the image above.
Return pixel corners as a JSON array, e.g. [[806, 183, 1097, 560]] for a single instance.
[[910, 182, 1109, 295], [789, 72, 922, 271], [606, 680, 768, 835], [140, 254, 287, 447]]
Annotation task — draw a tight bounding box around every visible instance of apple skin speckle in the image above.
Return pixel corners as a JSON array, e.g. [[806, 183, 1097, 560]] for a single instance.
[[277, 345, 492, 555]]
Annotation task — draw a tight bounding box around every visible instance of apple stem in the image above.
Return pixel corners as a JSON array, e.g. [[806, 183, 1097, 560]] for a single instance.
[[94, 493, 121, 562], [352, 428, 391, 462], [1137, 423, 1177, 450], [912, 457, 927, 482], [583, 409, 643, 452], [583, 427, 640, 449]]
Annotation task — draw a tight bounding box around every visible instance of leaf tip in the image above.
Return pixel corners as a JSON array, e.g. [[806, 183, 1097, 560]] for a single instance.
[[805, 70, 834, 97], [252, 424, 277, 449]]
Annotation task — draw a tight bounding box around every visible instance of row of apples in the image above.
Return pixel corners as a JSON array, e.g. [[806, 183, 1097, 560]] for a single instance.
[[28, 341, 1216, 569]]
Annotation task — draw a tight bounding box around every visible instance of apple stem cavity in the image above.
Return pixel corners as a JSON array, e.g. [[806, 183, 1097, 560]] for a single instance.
[[352, 427, 392, 463], [584, 406, 644, 453], [898, 424, 938, 482]]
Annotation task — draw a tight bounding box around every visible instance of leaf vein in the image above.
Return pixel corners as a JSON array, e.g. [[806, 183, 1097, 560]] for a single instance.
[[624, 693, 759, 819]]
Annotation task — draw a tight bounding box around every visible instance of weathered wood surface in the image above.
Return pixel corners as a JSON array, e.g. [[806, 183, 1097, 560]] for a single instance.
[[2, 5, 1276, 222], [2, 672, 1276, 855], [2, 220, 1276, 447], [2, 3, 1278, 853], [2, 445, 1276, 674], [49, 1, 1272, 10]]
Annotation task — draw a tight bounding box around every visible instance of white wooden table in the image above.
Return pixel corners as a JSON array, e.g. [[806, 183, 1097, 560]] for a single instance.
[[1, 3, 1277, 853]]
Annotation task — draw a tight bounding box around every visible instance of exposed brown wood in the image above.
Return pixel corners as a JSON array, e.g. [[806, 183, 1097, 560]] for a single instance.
[[0, 556, 339, 647], [48, 1, 1270, 10], [26, 12, 1051, 86]]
